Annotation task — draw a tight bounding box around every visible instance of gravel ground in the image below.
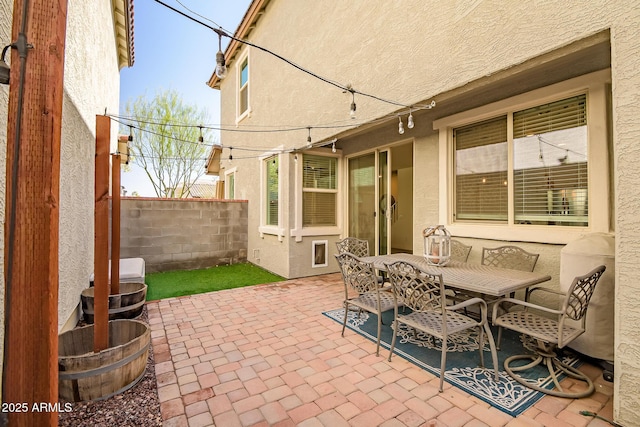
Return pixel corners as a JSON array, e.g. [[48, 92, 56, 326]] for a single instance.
[[58, 307, 162, 427]]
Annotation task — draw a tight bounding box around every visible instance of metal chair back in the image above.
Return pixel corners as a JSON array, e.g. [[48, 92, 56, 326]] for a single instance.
[[336, 237, 370, 258], [386, 261, 444, 313], [564, 264, 606, 321], [450, 239, 472, 262], [334, 252, 379, 295], [481, 245, 539, 271]]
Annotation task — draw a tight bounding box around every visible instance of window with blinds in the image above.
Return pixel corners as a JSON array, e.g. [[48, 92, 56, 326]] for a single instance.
[[452, 94, 588, 227], [513, 95, 587, 226], [454, 116, 508, 222], [266, 155, 278, 226], [303, 154, 337, 226]]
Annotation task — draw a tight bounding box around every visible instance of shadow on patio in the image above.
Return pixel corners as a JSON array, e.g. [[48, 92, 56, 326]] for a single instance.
[[148, 273, 614, 427]]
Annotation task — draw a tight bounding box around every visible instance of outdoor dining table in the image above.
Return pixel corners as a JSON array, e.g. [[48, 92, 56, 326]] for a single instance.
[[360, 253, 551, 297]]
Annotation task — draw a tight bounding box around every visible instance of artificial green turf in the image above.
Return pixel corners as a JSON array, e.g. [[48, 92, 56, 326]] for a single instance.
[[145, 263, 284, 301]]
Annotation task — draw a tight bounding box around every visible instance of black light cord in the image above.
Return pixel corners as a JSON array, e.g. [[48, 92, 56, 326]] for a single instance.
[[151, 0, 435, 111]]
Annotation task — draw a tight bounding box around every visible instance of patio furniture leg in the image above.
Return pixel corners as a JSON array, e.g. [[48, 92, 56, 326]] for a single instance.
[[342, 302, 349, 337], [439, 338, 447, 392], [483, 322, 500, 382]]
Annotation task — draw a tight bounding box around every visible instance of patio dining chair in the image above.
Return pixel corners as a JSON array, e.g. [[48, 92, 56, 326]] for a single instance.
[[386, 260, 499, 392], [334, 252, 396, 356], [481, 245, 539, 272], [335, 237, 370, 258], [491, 264, 606, 398], [336, 237, 387, 284], [478, 245, 541, 344], [450, 239, 472, 262]]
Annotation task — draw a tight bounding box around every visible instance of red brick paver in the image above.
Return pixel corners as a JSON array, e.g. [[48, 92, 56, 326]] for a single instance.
[[146, 273, 615, 427]]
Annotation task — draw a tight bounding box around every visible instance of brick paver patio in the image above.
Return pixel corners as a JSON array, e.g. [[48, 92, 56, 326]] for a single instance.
[[147, 273, 614, 427]]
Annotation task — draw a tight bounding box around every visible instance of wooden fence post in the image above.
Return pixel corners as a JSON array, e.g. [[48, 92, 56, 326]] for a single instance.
[[2, 1, 68, 425]]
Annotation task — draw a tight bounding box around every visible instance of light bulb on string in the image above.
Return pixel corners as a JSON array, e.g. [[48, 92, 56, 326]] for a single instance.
[[229, 147, 233, 161], [128, 125, 133, 142], [349, 90, 356, 119], [215, 32, 227, 79], [398, 116, 404, 135], [407, 110, 414, 129], [198, 125, 204, 143], [307, 127, 312, 148], [332, 140, 336, 153]]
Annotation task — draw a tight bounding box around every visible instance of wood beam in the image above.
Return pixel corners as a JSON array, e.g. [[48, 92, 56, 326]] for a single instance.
[[110, 154, 121, 295], [94, 116, 110, 352], [2, 0, 68, 425]]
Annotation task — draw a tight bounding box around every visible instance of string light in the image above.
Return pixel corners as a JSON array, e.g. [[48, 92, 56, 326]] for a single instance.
[[332, 139, 336, 153], [398, 116, 404, 135], [151, 0, 436, 114], [128, 125, 133, 142], [198, 125, 204, 143], [349, 90, 356, 119], [307, 127, 312, 148], [229, 147, 233, 161], [215, 32, 227, 79], [407, 109, 414, 129]]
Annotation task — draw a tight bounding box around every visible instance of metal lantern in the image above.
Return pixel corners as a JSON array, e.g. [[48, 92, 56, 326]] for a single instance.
[[423, 225, 451, 266]]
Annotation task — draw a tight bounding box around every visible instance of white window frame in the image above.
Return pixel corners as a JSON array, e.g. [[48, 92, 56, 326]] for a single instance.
[[259, 149, 285, 241], [433, 69, 611, 244], [236, 50, 251, 123], [224, 166, 237, 200], [290, 149, 342, 242]]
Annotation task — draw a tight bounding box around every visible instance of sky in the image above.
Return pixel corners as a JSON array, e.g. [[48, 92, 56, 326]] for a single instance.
[[119, 0, 252, 196]]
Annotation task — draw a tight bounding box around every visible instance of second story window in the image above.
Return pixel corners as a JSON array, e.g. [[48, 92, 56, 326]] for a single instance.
[[238, 57, 249, 118]]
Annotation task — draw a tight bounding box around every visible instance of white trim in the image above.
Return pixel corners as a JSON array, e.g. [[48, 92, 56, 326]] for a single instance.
[[235, 49, 251, 123], [290, 149, 342, 242], [312, 240, 329, 268], [434, 70, 611, 244], [259, 149, 285, 241], [224, 166, 237, 199]]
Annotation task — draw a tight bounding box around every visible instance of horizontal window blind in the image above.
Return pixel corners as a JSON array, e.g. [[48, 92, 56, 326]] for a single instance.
[[303, 192, 336, 226], [303, 155, 336, 189], [455, 115, 507, 150], [514, 95, 586, 138], [513, 95, 588, 226], [303, 154, 337, 226], [454, 116, 508, 222]]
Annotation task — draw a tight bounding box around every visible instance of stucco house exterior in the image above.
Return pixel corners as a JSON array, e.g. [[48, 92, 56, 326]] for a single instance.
[[206, 0, 639, 424], [0, 0, 134, 395]]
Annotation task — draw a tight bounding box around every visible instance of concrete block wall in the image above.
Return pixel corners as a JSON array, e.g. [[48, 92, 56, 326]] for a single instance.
[[118, 197, 248, 273]]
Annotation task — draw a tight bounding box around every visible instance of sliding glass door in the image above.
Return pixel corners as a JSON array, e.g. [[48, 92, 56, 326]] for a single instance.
[[348, 150, 392, 255]]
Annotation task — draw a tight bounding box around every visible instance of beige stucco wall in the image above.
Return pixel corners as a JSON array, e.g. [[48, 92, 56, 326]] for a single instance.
[[217, 1, 639, 422], [610, 4, 640, 425], [0, 0, 122, 394]]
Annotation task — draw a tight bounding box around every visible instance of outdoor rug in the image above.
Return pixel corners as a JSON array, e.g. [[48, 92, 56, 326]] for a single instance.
[[323, 307, 584, 417]]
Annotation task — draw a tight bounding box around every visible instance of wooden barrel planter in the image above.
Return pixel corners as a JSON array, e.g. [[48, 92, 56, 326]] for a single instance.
[[81, 282, 147, 323], [58, 319, 150, 402]]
